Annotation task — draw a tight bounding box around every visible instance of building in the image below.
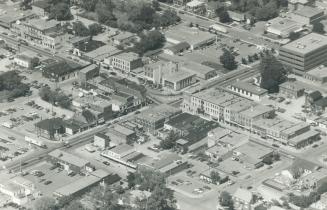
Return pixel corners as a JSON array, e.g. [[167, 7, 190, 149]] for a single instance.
[[32, 1, 51, 17], [165, 26, 216, 50], [78, 64, 100, 84], [13, 55, 33, 69], [13, 19, 62, 50], [134, 104, 181, 134], [186, 0, 206, 15], [42, 60, 83, 82], [143, 61, 179, 85], [266, 17, 304, 38], [229, 81, 268, 101], [35, 118, 66, 140], [106, 124, 137, 145], [303, 65, 327, 84], [173, 0, 191, 6], [233, 142, 274, 169], [279, 81, 305, 98], [313, 97, 327, 113], [279, 33, 327, 72], [181, 62, 217, 80], [227, 11, 246, 22], [94, 133, 111, 150], [54, 170, 120, 197], [253, 117, 320, 148], [232, 188, 253, 210], [291, 6, 324, 25], [163, 42, 190, 55], [111, 31, 136, 46], [163, 70, 195, 91], [83, 45, 122, 64], [110, 52, 143, 72], [0, 5, 36, 29], [48, 149, 92, 173], [0, 177, 35, 205], [288, 0, 313, 11]]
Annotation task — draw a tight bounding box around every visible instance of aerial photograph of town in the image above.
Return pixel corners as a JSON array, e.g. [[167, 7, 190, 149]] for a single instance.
[[2, 0, 327, 209]]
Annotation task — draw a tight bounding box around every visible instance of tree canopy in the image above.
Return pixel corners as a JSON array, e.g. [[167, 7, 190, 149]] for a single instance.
[[220, 48, 238, 70], [39, 87, 71, 109], [49, 1, 73, 21], [259, 53, 287, 93], [133, 30, 166, 55]]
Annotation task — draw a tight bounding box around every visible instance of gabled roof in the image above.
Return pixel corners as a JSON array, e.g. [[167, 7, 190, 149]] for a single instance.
[[308, 90, 322, 101]]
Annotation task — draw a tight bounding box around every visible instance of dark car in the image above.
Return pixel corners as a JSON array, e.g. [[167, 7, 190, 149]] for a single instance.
[[103, 161, 110, 166], [44, 181, 52, 185]]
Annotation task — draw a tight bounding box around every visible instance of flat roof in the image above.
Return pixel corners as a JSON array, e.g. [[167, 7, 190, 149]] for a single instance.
[[268, 17, 302, 31], [279, 81, 305, 91], [293, 6, 323, 18], [25, 19, 59, 31], [231, 81, 268, 95], [254, 117, 295, 132], [281, 33, 327, 54], [306, 65, 327, 78], [281, 122, 309, 135], [163, 70, 194, 83], [0, 6, 35, 24], [49, 149, 89, 167], [110, 144, 134, 155], [288, 130, 319, 145], [236, 142, 273, 159], [80, 64, 98, 73], [186, 0, 205, 7], [165, 26, 216, 46], [181, 62, 216, 75], [54, 175, 100, 197], [166, 113, 201, 130], [136, 104, 181, 122], [240, 104, 274, 119], [113, 52, 140, 62], [84, 45, 122, 60], [113, 124, 135, 136]]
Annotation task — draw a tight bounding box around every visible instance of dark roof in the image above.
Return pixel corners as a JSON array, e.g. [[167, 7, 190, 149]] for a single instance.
[[308, 90, 322, 101], [315, 97, 327, 107], [166, 42, 190, 53], [95, 133, 111, 141], [166, 113, 201, 131], [35, 118, 66, 131], [42, 60, 82, 78], [74, 40, 105, 53], [32, 1, 51, 9], [289, 158, 317, 172]]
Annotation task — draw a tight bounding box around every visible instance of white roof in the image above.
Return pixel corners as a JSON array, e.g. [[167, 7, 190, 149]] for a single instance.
[[187, 0, 205, 7]]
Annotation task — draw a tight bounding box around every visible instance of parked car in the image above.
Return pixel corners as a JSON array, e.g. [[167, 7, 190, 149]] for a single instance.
[[103, 161, 110, 166], [44, 181, 52, 185]]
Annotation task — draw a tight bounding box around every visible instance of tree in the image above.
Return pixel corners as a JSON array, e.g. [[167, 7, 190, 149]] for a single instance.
[[126, 172, 136, 189], [160, 130, 178, 150], [80, 0, 99, 11], [20, 0, 32, 10], [242, 57, 247, 64], [30, 57, 40, 69], [289, 31, 300, 41], [34, 197, 57, 210], [133, 30, 165, 55], [88, 23, 103, 36], [219, 10, 231, 23], [73, 21, 90, 37], [64, 200, 86, 210], [155, 9, 181, 27], [220, 49, 237, 70], [248, 55, 253, 63], [259, 54, 287, 93], [210, 171, 221, 184], [253, 53, 259, 60], [49, 2, 73, 21], [313, 22, 325, 34], [90, 185, 120, 210]]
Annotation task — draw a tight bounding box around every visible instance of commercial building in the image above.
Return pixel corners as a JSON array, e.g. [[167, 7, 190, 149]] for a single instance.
[[229, 81, 268, 101], [94, 133, 111, 150], [288, 0, 312, 11], [42, 60, 83, 82], [106, 124, 137, 145], [186, 0, 206, 15], [0, 177, 35, 205], [279, 81, 305, 98], [279, 33, 327, 71], [14, 55, 33, 69], [232, 188, 253, 210], [165, 26, 216, 50], [78, 64, 100, 84], [253, 117, 320, 148], [266, 17, 304, 38], [143, 61, 179, 85], [303, 65, 327, 84], [180, 62, 217, 80], [227, 11, 246, 22], [163, 42, 190, 55], [48, 149, 92, 173], [134, 104, 181, 134], [291, 6, 324, 25], [163, 70, 195, 91], [110, 52, 143, 72], [32, 0, 51, 17], [233, 142, 274, 169], [111, 31, 136, 46], [0, 5, 36, 29], [83, 45, 122, 64], [35, 118, 66, 140], [13, 19, 62, 50], [183, 88, 274, 127]]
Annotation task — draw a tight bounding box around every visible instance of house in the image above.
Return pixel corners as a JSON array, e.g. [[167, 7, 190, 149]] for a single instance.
[[279, 81, 305, 98], [42, 60, 83, 82], [232, 188, 253, 210], [163, 42, 190, 55], [229, 81, 268, 101], [34, 118, 66, 140], [48, 149, 92, 173]]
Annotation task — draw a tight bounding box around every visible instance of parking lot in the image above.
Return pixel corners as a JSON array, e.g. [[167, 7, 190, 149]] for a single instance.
[[24, 162, 82, 196]]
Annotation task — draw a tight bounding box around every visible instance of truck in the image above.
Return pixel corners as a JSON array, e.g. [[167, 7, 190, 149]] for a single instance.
[[25, 136, 47, 148], [209, 24, 228, 34]]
